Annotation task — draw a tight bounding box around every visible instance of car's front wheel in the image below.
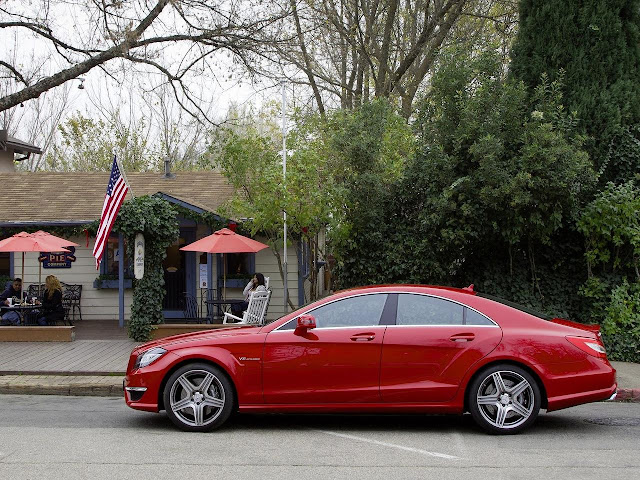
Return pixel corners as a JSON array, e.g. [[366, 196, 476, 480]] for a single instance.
[[163, 363, 235, 432], [468, 364, 541, 434]]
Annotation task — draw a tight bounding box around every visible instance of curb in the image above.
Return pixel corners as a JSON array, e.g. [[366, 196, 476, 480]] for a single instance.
[[0, 375, 124, 398], [612, 388, 640, 403], [0, 383, 123, 397]]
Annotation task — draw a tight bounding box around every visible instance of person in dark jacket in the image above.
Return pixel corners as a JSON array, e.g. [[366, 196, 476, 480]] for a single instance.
[[0, 278, 22, 325], [36, 275, 65, 326]]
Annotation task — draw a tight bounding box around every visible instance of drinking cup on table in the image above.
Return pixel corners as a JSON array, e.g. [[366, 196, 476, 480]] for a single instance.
[[7, 298, 12, 307], [31, 296, 36, 304]]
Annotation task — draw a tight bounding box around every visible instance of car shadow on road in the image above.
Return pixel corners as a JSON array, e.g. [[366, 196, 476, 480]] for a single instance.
[[125, 405, 621, 436], [129, 410, 597, 435]]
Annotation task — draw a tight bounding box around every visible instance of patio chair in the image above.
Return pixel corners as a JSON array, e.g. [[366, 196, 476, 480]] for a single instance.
[[201, 288, 222, 323], [62, 283, 82, 322], [27, 284, 45, 302], [61, 298, 73, 326], [223, 289, 271, 325], [183, 294, 208, 323]]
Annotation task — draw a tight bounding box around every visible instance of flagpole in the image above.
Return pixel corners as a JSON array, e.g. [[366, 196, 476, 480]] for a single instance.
[[115, 153, 134, 199], [105, 153, 132, 329]]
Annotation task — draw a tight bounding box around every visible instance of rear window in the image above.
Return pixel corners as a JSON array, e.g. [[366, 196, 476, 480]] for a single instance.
[[477, 293, 551, 320]]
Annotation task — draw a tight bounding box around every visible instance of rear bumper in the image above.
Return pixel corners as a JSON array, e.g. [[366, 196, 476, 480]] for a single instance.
[[547, 383, 617, 411], [539, 358, 617, 412]]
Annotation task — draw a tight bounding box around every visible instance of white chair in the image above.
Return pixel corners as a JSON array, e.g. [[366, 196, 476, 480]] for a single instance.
[[223, 289, 272, 325], [264, 276, 270, 289]]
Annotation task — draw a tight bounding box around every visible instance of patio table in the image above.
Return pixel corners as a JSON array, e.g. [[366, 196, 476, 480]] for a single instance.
[[0, 303, 40, 325], [205, 299, 244, 323]]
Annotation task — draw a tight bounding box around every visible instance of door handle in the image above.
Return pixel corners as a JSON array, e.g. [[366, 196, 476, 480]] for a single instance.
[[450, 333, 475, 342], [350, 333, 375, 341]]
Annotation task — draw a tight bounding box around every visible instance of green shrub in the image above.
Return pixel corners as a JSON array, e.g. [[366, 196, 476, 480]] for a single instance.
[[602, 280, 640, 362]]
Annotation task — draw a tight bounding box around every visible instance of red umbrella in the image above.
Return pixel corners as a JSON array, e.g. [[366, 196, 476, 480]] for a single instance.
[[32, 231, 80, 249], [0, 232, 70, 302], [180, 228, 268, 298], [32, 231, 80, 297]]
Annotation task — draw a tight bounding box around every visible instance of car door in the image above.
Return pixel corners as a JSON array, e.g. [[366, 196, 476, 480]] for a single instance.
[[380, 293, 502, 403], [263, 293, 391, 404]]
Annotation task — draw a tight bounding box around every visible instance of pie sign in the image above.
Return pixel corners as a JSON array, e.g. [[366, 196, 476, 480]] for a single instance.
[[39, 247, 77, 269]]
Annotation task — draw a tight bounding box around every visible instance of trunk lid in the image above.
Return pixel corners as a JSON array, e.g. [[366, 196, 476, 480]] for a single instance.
[[550, 317, 601, 336]]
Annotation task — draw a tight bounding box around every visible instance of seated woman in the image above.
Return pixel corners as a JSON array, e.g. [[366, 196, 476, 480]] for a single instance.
[[231, 273, 267, 317], [36, 275, 65, 326]]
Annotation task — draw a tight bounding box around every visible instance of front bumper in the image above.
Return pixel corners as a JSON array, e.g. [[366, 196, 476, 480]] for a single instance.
[[124, 351, 179, 412]]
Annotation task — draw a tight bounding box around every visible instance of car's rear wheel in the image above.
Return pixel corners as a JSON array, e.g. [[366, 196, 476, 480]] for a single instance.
[[468, 364, 541, 434], [163, 363, 234, 432]]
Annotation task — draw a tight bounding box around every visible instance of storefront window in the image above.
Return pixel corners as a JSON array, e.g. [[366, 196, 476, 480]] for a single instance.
[[0, 252, 9, 278], [226, 253, 252, 276], [101, 235, 131, 277]]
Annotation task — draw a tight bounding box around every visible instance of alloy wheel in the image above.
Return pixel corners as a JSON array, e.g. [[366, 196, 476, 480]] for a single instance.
[[168, 368, 227, 429], [469, 365, 541, 434]]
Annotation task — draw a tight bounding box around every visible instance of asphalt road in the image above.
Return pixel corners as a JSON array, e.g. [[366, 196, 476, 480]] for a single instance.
[[0, 395, 638, 480]]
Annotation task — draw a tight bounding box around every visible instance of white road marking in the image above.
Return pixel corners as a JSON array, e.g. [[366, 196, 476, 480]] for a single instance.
[[451, 431, 467, 457], [313, 429, 461, 460]]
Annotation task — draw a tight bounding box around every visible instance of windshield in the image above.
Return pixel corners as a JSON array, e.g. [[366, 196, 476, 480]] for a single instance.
[[477, 293, 552, 320]]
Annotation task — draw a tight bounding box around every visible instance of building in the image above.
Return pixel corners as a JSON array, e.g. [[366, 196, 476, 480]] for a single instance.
[[0, 138, 328, 328]]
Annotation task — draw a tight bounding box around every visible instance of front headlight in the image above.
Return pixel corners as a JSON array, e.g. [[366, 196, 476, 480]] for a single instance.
[[134, 347, 167, 369]]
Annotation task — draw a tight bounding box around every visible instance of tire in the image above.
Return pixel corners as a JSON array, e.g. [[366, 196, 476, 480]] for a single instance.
[[468, 364, 541, 435], [163, 362, 235, 432]]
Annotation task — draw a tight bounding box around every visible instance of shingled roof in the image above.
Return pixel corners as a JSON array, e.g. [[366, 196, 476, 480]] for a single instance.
[[0, 171, 236, 225]]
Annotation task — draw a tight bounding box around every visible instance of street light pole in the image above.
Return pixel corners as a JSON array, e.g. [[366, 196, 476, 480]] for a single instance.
[[282, 83, 288, 314]]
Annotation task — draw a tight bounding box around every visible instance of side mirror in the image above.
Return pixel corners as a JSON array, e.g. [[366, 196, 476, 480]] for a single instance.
[[296, 314, 316, 330]]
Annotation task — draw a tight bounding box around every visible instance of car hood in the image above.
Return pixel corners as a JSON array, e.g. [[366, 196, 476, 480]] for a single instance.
[[134, 325, 263, 353]]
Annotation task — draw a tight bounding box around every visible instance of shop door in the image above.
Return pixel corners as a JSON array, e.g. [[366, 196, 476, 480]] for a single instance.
[[163, 229, 196, 315]]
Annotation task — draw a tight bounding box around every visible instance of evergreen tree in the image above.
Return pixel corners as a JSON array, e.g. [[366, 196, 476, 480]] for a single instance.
[[510, 0, 640, 182]]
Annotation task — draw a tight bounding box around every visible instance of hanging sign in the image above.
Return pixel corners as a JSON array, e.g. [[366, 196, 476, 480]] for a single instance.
[[134, 233, 145, 279], [40, 247, 76, 269], [199, 264, 208, 288]]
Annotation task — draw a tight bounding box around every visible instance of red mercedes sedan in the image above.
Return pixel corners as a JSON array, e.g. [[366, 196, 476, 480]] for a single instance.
[[124, 285, 617, 434]]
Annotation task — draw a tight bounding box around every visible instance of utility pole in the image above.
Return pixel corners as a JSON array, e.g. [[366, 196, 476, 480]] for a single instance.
[[282, 83, 288, 314]]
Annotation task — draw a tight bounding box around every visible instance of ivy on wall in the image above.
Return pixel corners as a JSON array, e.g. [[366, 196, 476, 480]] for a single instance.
[[114, 196, 179, 341]]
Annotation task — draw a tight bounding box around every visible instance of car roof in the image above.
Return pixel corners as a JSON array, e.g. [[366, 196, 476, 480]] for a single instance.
[[334, 284, 477, 297]]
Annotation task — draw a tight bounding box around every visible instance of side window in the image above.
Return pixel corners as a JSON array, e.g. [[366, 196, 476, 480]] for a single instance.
[[465, 308, 494, 325], [281, 294, 388, 330], [396, 294, 463, 326]]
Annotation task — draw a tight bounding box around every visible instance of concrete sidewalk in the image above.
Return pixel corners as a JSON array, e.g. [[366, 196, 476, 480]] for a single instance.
[[608, 361, 640, 402]]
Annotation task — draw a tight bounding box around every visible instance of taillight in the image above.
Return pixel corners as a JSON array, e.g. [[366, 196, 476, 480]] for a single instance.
[[566, 336, 607, 359]]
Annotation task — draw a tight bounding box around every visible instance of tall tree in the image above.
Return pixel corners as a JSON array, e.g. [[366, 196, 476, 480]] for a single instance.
[[267, 0, 517, 118], [0, 0, 290, 118], [510, 0, 640, 182], [213, 109, 345, 306], [44, 113, 154, 172]]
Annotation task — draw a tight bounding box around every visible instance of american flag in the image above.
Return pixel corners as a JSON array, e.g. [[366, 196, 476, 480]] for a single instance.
[[93, 155, 129, 269]]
